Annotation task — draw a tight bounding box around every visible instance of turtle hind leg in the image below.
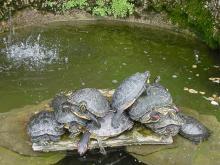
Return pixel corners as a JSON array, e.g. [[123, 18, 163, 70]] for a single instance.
[[78, 131, 91, 156], [97, 138, 106, 155]]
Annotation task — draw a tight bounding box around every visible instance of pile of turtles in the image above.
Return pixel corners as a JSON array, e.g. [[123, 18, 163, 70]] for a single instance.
[[27, 71, 210, 155]]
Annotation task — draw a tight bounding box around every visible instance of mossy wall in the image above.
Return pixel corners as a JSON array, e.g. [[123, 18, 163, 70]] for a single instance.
[[0, 0, 219, 49]]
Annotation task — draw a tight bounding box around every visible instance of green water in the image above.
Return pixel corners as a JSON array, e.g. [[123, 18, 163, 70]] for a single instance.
[[0, 21, 219, 164], [0, 21, 219, 118]]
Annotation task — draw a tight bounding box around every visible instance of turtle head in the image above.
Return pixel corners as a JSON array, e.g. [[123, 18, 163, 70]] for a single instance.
[[149, 111, 161, 122], [154, 76, 161, 83], [143, 71, 150, 80], [79, 101, 87, 113]]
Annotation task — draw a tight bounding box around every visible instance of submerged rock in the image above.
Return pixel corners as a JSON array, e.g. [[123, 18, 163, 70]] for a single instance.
[[0, 99, 53, 156], [126, 107, 220, 165], [0, 146, 65, 165]]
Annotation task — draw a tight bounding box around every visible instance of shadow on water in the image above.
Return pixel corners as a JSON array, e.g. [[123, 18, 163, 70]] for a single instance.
[[56, 148, 146, 165]]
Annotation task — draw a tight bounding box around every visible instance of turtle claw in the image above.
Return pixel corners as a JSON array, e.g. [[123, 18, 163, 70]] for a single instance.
[[78, 141, 88, 156]]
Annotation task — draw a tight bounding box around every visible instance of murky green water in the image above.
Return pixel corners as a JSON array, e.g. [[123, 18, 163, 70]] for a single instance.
[[0, 21, 219, 164]]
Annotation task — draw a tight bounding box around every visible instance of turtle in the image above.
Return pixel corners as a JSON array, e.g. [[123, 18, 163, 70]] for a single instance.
[[77, 111, 134, 156], [145, 106, 183, 136], [178, 113, 210, 143], [128, 76, 173, 123], [52, 94, 88, 137], [27, 111, 65, 145], [111, 71, 150, 128], [63, 88, 111, 128]]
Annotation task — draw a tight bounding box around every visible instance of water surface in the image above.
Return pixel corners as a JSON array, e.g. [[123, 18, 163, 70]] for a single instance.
[[0, 21, 219, 164]]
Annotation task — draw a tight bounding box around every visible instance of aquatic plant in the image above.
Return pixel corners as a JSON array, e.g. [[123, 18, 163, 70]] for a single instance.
[[92, 0, 111, 16], [62, 0, 88, 10], [111, 0, 134, 18], [149, 0, 218, 49]]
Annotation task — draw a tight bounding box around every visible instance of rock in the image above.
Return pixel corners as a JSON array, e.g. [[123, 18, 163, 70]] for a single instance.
[[126, 107, 220, 165], [0, 89, 173, 155], [0, 146, 65, 165], [0, 100, 52, 156]]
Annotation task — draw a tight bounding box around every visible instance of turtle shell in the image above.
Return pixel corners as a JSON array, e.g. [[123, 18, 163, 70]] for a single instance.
[[67, 88, 110, 117], [27, 111, 64, 141], [178, 113, 210, 142], [129, 81, 172, 121], [111, 71, 150, 111], [87, 111, 133, 139], [52, 94, 87, 126], [145, 107, 183, 136]]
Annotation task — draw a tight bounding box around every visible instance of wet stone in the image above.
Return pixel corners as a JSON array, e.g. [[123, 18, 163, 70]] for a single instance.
[[126, 107, 220, 165]]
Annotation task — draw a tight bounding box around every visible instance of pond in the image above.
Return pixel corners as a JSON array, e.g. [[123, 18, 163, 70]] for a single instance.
[[0, 21, 219, 165]]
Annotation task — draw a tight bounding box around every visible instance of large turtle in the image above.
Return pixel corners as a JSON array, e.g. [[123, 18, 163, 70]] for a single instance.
[[129, 76, 173, 123], [111, 71, 150, 128], [27, 111, 65, 145], [63, 88, 111, 128], [52, 94, 87, 137], [78, 111, 134, 156], [178, 113, 210, 143], [145, 106, 183, 136]]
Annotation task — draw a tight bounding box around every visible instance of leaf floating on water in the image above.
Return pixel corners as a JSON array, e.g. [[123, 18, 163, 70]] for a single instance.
[[213, 65, 220, 68], [211, 101, 219, 106], [203, 96, 214, 101], [183, 87, 189, 91], [188, 89, 198, 94], [199, 91, 205, 95], [209, 77, 220, 83]]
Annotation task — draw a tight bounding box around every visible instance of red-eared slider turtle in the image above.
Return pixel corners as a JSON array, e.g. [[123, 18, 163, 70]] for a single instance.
[[111, 71, 150, 128], [27, 111, 65, 145], [52, 94, 87, 137], [78, 111, 134, 156], [178, 113, 210, 143], [145, 106, 183, 136], [129, 76, 173, 123], [63, 88, 111, 128]]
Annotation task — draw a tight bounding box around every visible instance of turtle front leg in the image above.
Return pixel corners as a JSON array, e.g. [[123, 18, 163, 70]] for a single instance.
[[87, 112, 101, 128], [78, 131, 91, 156], [111, 109, 124, 129]]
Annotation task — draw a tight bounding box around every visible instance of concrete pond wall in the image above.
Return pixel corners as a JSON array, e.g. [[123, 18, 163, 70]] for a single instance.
[[0, 0, 219, 50]]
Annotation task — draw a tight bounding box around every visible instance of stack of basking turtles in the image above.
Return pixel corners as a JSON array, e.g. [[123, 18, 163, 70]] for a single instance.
[[27, 71, 210, 155]]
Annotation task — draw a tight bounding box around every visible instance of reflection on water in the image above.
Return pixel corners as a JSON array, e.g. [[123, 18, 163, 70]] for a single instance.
[[56, 149, 145, 165]]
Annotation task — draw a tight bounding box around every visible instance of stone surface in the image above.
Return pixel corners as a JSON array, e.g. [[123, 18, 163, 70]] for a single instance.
[[33, 125, 173, 152], [0, 89, 172, 155], [126, 107, 220, 165], [0, 146, 65, 165]]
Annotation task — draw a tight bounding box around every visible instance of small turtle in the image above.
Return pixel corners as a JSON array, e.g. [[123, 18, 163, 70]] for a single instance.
[[27, 111, 65, 145], [78, 111, 134, 156], [128, 76, 173, 123], [178, 113, 210, 143], [145, 106, 183, 136], [52, 94, 87, 137], [63, 88, 111, 128], [111, 71, 150, 128]]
